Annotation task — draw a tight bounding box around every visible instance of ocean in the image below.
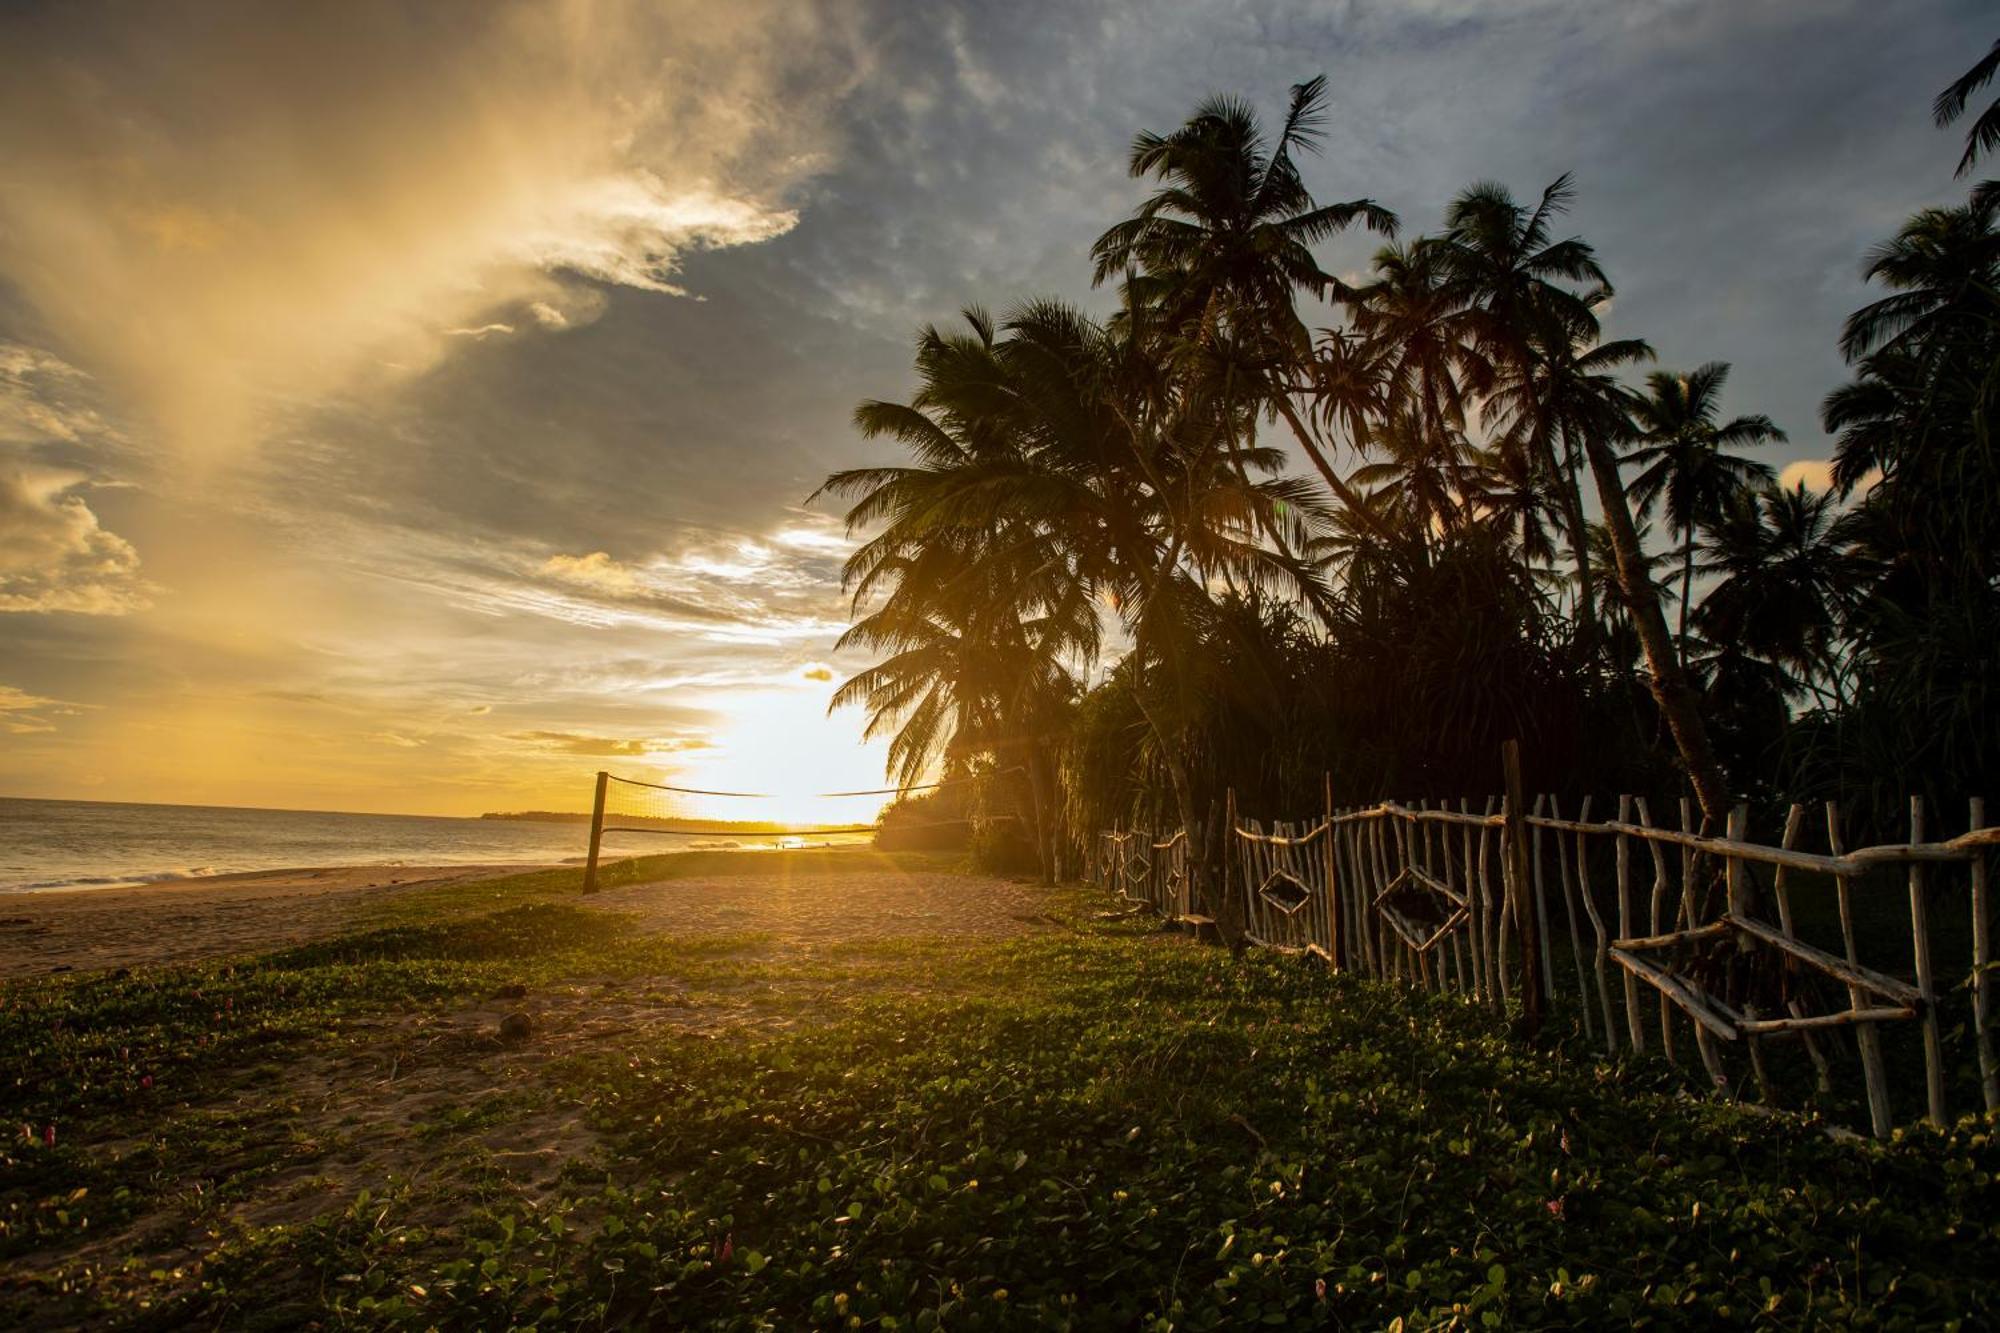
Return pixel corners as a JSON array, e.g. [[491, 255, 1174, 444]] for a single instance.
[[0, 796, 763, 893]]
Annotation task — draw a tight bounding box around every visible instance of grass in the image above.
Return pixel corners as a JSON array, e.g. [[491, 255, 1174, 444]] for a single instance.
[[1, 863, 1996, 1330]]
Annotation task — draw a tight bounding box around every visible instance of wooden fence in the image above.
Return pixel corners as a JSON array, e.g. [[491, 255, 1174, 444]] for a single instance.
[[1092, 772, 1998, 1139]]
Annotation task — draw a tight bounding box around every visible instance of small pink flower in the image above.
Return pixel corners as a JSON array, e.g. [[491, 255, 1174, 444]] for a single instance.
[[719, 1235, 733, 1264], [1315, 1278, 1328, 1301], [43, 1124, 55, 1148], [141, 1074, 153, 1090], [1546, 1197, 1566, 1221]]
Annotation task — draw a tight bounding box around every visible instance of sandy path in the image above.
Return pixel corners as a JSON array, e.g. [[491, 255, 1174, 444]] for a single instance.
[[0, 864, 545, 979], [582, 869, 1056, 943], [0, 858, 1057, 978]]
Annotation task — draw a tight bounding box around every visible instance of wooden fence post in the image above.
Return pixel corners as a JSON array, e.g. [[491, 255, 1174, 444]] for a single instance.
[[583, 769, 609, 895], [1909, 796, 1947, 1127], [1502, 740, 1545, 1035], [1324, 773, 1346, 970], [1219, 790, 1241, 948], [1972, 797, 1996, 1115]]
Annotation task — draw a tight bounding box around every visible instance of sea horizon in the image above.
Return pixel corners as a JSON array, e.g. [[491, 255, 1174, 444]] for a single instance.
[[0, 795, 863, 894]]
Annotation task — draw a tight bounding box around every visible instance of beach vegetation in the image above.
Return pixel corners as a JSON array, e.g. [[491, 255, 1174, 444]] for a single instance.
[[823, 51, 2000, 860]]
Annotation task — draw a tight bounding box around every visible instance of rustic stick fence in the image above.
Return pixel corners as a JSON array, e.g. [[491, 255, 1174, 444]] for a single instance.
[[1093, 758, 1998, 1139]]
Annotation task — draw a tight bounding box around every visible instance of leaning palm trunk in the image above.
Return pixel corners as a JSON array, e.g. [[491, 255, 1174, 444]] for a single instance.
[[1581, 436, 1730, 822], [1677, 531, 1696, 672], [1271, 394, 1399, 545]]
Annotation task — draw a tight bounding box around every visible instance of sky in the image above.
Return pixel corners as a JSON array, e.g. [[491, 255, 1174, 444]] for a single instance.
[[0, 0, 1988, 819]]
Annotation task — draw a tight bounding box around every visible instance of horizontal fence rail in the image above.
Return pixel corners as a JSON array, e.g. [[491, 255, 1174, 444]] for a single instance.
[[1094, 776, 1997, 1140]]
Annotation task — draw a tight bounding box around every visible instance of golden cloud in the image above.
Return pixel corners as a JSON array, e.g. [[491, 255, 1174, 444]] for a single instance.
[[0, 465, 154, 615], [508, 730, 710, 757], [0, 0, 862, 458], [0, 684, 78, 734], [542, 551, 642, 594]]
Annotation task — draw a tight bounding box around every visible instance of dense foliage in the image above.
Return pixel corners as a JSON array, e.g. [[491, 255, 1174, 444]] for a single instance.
[[823, 54, 2000, 872]]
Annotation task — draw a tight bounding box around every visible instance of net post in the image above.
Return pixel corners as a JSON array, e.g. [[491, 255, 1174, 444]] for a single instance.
[[583, 770, 609, 894]]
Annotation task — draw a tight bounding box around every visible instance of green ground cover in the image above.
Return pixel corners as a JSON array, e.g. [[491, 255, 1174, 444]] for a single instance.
[[2, 859, 1995, 1330]]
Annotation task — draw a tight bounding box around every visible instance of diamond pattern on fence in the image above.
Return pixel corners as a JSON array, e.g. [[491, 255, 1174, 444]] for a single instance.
[[1374, 865, 1468, 954], [1257, 869, 1314, 917]]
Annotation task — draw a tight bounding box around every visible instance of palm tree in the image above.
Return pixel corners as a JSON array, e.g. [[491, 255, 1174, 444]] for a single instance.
[[1347, 240, 1486, 452], [1623, 363, 1783, 669], [1427, 177, 1618, 646], [816, 308, 1106, 876], [1936, 37, 2000, 177], [1695, 483, 1860, 706], [1484, 299, 1653, 649], [1346, 408, 1479, 544], [1090, 75, 1398, 534], [1840, 190, 2000, 361], [1820, 348, 1926, 496], [819, 301, 1332, 877], [1429, 173, 1609, 374], [1473, 435, 1563, 573]]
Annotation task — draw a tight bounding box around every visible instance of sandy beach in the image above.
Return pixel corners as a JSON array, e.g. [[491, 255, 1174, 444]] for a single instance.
[[0, 854, 1057, 979], [0, 863, 548, 979]]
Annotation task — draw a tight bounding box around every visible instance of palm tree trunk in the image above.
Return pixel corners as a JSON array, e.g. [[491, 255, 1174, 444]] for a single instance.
[[1677, 529, 1695, 672], [1580, 435, 1731, 824], [1023, 751, 1054, 884], [1559, 476, 1596, 659]]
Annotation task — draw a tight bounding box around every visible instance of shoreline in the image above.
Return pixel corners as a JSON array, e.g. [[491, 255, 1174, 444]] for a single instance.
[[6, 858, 578, 896]]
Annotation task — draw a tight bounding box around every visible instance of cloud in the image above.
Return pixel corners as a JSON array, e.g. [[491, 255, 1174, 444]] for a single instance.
[[0, 0, 862, 457], [519, 532, 851, 644], [0, 342, 116, 446], [370, 731, 423, 749], [1779, 458, 1881, 496], [508, 729, 709, 757], [0, 464, 153, 614], [543, 551, 642, 595], [0, 683, 80, 734], [801, 664, 835, 682]]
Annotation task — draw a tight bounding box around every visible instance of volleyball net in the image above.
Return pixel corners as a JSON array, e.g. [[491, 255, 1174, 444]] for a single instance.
[[581, 768, 1013, 891]]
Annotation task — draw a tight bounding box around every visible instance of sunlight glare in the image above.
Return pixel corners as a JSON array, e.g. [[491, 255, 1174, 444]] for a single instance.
[[669, 679, 894, 827]]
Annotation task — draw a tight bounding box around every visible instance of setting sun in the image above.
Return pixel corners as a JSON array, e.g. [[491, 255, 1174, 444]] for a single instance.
[[632, 680, 894, 828]]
